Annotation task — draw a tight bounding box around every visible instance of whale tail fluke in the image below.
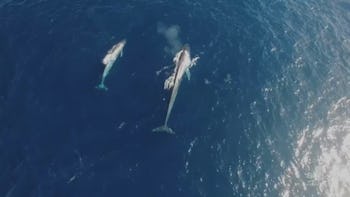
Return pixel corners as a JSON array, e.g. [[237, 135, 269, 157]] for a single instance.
[[152, 125, 175, 134], [96, 83, 108, 91]]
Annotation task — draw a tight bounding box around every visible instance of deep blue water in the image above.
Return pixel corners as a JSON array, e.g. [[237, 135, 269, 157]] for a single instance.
[[1, 0, 350, 196]]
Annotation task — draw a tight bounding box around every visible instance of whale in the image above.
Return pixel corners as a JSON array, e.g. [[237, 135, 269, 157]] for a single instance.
[[96, 39, 126, 91], [153, 45, 199, 134]]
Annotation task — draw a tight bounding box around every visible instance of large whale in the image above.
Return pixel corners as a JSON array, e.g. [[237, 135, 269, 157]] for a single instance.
[[96, 39, 126, 91], [153, 45, 199, 134]]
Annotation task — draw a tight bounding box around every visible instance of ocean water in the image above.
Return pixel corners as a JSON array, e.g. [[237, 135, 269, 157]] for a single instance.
[[1, 0, 350, 196]]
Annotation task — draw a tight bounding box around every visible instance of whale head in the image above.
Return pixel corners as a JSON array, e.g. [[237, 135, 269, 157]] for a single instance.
[[119, 39, 127, 47]]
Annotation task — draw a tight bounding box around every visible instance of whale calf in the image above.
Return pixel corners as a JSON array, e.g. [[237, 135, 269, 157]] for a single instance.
[[96, 39, 126, 91], [153, 45, 199, 134]]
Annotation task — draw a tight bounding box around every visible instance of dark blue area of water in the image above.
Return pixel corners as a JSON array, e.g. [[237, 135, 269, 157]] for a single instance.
[[3, 1, 267, 196]]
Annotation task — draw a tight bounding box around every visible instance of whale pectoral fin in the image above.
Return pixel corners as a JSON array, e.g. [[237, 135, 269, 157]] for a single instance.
[[164, 75, 175, 90], [173, 56, 178, 64], [173, 51, 181, 64], [191, 56, 200, 67], [121, 49, 123, 57], [185, 69, 191, 80]]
